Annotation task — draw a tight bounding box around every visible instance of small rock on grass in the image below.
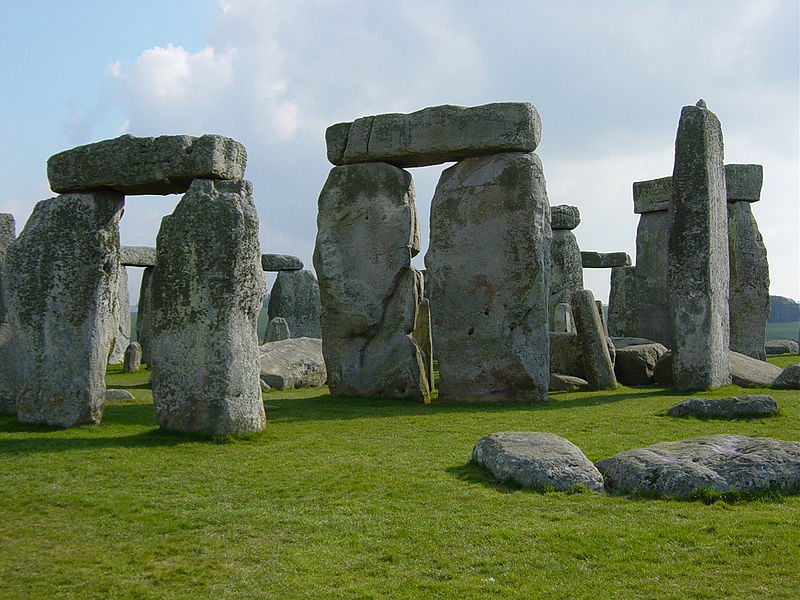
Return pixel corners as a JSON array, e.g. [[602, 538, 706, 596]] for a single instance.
[[665, 394, 777, 419], [105, 389, 135, 401]]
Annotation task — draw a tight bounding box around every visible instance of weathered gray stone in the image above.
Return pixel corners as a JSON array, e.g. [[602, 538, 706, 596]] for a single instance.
[[149, 179, 265, 435], [4, 192, 124, 427], [123, 342, 142, 373], [596, 434, 800, 498], [261, 254, 303, 271], [550, 332, 616, 379], [668, 102, 730, 391], [549, 373, 588, 391], [105, 389, 135, 401], [328, 102, 541, 168], [412, 298, 435, 393], [633, 176, 672, 214], [773, 364, 800, 390], [655, 350, 782, 388], [765, 339, 800, 354], [136, 266, 154, 365], [614, 342, 669, 385], [426, 152, 551, 402], [107, 264, 130, 364], [611, 336, 660, 349], [267, 270, 321, 338], [0, 322, 16, 414], [259, 337, 327, 390], [120, 246, 155, 267], [608, 266, 638, 337], [550, 205, 580, 230], [728, 201, 769, 360], [0, 213, 15, 323], [666, 394, 777, 419], [596, 300, 609, 336], [47, 134, 247, 195], [634, 210, 672, 347], [581, 251, 632, 269], [549, 230, 583, 329], [551, 302, 574, 333], [473, 432, 605, 492], [264, 317, 291, 343], [314, 162, 430, 401], [571, 290, 617, 389]]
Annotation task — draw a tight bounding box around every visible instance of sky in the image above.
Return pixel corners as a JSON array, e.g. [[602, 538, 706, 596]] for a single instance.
[[1, 0, 798, 304]]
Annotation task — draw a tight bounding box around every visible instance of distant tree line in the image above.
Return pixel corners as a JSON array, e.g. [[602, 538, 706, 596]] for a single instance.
[[769, 295, 800, 323]]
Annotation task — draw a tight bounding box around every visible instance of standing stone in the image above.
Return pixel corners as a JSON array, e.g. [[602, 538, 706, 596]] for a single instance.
[[426, 152, 551, 402], [634, 209, 672, 347], [608, 266, 638, 337], [549, 228, 583, 330], [4, 192, 124, 427], [0, 322, 17, 414], [150, 179, 265, 435], [571, 290, 617, 389], [552, 302, 575, 333], [123, 342, 142, 373], [264, 317, 291, 343], [314, 162, 430, 401], [668, 101, 730, 390], [0, 213, 15, 324], [267, 269, 321, 338], [107, 264, 131, 364], [136, 266, 154, 365], [412, 297, 435, 393], [596, 300, 609, 336]]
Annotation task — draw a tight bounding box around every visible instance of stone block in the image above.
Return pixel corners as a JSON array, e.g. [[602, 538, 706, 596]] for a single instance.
[[550, 205, 580, 230], [267, 270, 321, 338], [571, 290, 617, 389], [261, 254, 303, 271], [550, 230, 583, 327], [608, 266, 638, 337], [120, 246, 156, 267], [581, 251, 631, 268]]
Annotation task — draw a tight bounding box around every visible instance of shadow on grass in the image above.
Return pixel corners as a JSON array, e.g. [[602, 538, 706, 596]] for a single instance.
[[0, 427, 198, 455]]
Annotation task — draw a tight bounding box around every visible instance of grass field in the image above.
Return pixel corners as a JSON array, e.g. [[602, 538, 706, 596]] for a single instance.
[[2, 358, 798, 599]]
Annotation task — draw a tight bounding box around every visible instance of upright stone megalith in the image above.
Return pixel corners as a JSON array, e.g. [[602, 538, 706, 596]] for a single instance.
[[668, 101, 730, 390], [608, 266, 638, 337], [314, 162, 431, 402], [549, 205, 583, 331], [426, 152, 551, 402], [267, 269, 321, 339], [4, 192, 124, 426], [571, 290, 617, 389], [0, 213, 15, 324], [136, 266, 154, 365], [149, 179, 266, 434], [107, 263, 131, 364]]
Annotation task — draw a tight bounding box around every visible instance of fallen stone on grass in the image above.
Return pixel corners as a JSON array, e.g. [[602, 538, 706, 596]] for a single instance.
[[773, 364, 800, 390], [665, 395, 777, 419], [653, 350, 782, 388], [549, 373, 588, 391], [765, 339, 800, 355], [259, 337, 327, 390], [105, 389, 135, 401], [595, 434, 800, 498], [614, 342, 668, 385], [472, 432, 605, 492]]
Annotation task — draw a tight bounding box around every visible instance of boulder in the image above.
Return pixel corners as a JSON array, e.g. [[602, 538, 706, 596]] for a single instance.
[[267, 269, 321, 338], [773, 364, 800, 390], [550, 205, 580, 230], [47, 134, 246, 195], [120, 246, 156, 267], [596, 434, 800, 498], [261, 254, 303, 271], [259, 337, 327, 390], [665, 394, 778, 419], [571, 290, 616, 389], [614, 342, 669, 385], [264, 317, 291, 343], [765, 339, 800, 355], [550, 332, 616, 380], [655, 350, 782, 388], [327, 102, 541, 168], [123, 342, 142, 373], [549, 373, 588, 391], [580, 251, 631, 269], [472, 432, 605, 492], [105, 389, 135, 401]]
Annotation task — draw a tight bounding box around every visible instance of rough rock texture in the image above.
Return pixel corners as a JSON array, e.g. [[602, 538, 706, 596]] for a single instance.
[[264, 317, 291, 343], [549, 373, 588, 391], [327, 102, 541, 168], [550, 205, 580, 230], [633, 176, 673, 214], [412, 298, 435, 393], [261, 254, 303, 271], [4, 192, 123, 427], [549, 230, 583, 330], [120, 245, 156, 267], [765, 339, 800, 354], [107, 263, 130, 364], [611, 337, 660, 349], [259, 337, 327, 390], [426, 152, 551, 402], [655, 350, 782, 388], [472, 432, 605, 492], [608, 266, 638, 337], [105, 389, 135, 401], [47, 134, 247, 195], [773, 364, 800, 390], [551, 302, 574, 333], [314, 162, 430, 401], [0, 213, 15, 323], [550, 332, 616, 379], [0, 322, 16, 414], [136, 266, 154, 365], [596, 300, 609, 336], [267, 269, 321, 338], [668, 103, 730, 391], [614, 342, 669, 385], [665, 395, 777, 419], [149, 179, 265, 435], [728, 201, 769, 360], [581, 251, 632, 269], [123, 342, 142, 373], [596, 434, 800, 498], [634, 210, 672, 347], [571, 290, 617, 389]]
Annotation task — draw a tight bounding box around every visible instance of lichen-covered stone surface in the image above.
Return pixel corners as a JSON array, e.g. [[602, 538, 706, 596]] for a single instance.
[[4, 192, 123, 427], [259, 337, 327, 390], [608, 266, 638, 337], [472, 432, 605, 492], [267, 269, 321, 338], [107, 263, 130, 364], [571, 290, 617, 390], [261, 254, 303, 271], [549, 230, 583, 330], [668, 103, 730, 391], [314, 162, 430, 402], [149, 179, 265, 435], [773, 364, 800, 390], [665, 394, 777, 419], [654, 350, 782, 388], [596, 435, 800, 498], [47, 134, 247, 195], [0, 213, 15, 323], [136, 266, 154, 365], [580, 251, 631, 269], [327, 103, 541, 168], [634, 210, 673, 347], [550, 204, 580, 230], [0, 322, 17, 414], [426, 152, 551, 402], [550, 332, 616, 379], [549, 373, 588, 391], [123, 342, 142, 373], [120, 245, 155, 267]]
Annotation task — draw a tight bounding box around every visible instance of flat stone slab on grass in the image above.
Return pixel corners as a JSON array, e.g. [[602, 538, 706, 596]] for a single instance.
[[261, 254, 303, 271], [580, 251, 631, 268], [105, 389, 135, 401], [596, 434, 800, 498], [654, 350, 782, 388], [765, 339, 800, 355], [48, 134, 247, 195], [549, 373, 588, 391], [120, 246, 156, 267], [773, 364, 800, 390], [665, 395, 777, 419], [472, 432, 605, 492], [259, 337, 327, 390]]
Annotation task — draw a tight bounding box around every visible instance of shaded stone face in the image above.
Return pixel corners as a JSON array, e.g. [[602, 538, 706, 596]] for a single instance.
[[0, 213, 15, 324], [264, 316, 291, 343], [261, 254, 303, 271], [607, 266, 638, 337], [668, 103, 730, 391], [149, 179, 266, 435], [570, 290, 617, 390], [4, 192, 124, 427], [314, 162, 430, 402], [267, 270, 321, 339], [123, 342, 142, 373], [580, 252, 631, 269], [136, 266, 154, 365], [550, 205, 580, 230], [549, 230, 583, 329], [634, 211, 672, 347], [425, 152, 551, 402], [120, 246, 155, 267], [107, 264, 131, 364], [326, 102, 541, 168]]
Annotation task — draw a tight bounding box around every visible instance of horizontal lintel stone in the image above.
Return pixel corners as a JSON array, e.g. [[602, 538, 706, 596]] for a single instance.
[[261, 254, 303, 271], [581, 251, 632, 269], [120, 246, 155, 267]]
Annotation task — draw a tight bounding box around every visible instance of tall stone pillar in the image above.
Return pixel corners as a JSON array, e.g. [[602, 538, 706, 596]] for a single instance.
[[314, 162, 431, 402], [0, 213, 15, 324], [267, 269, 322, 339], [136, 266, 154, 365], [668, 100, 730, 390], [608, 266, 638, 337], [107, 264, 131, 364], [0, 214, 16, 414], [549, 205, 583, 331], [426, 152, 551, 402]]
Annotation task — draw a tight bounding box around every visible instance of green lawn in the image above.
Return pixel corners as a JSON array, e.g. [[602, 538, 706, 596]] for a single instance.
[[1, 362, 798, 599]]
